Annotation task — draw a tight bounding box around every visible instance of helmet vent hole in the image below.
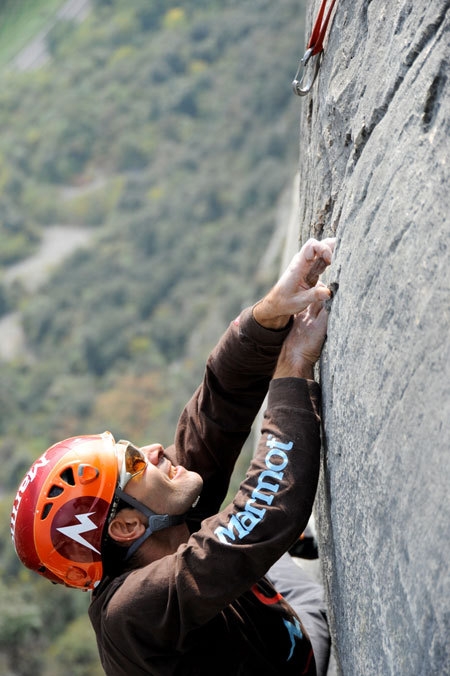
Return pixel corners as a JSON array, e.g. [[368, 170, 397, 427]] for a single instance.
[[41, 503, 53, 519], [48, 485, 64, 498], [60, 468, 75, 486]]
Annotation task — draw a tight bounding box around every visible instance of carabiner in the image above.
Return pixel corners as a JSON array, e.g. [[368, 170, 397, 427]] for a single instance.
[[292, 48, 322, 96]]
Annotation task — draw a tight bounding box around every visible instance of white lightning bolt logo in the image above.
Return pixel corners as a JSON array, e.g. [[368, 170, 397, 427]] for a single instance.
[[57, 512, 100, 554]]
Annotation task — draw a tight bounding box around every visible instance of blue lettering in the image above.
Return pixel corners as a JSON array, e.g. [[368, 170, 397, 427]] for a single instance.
[[235, 510, 260, 532], [214, 514, 249, 544], [245, 499, 266, 519], [266, 449, 288, 472], [255, 469, 283, 496], [251, 489, 274, 506], [266, 435, 294, 451], [214, 435, 293, 544], [283, 617, 303, 660]]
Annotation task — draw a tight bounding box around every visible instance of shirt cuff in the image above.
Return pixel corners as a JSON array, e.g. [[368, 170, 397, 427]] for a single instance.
[[267, 377, 321, 419], [238, 306, 293, 347]]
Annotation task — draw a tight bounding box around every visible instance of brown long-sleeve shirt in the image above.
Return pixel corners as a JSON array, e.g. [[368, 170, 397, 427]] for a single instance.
[[89, 307, 322, 675]]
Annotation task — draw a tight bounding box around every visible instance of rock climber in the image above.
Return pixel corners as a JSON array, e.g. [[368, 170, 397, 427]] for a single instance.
[[11, 236, 335, 675]]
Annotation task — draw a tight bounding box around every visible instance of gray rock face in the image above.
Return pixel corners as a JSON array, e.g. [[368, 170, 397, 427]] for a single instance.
[[296, 1, 450, 674]]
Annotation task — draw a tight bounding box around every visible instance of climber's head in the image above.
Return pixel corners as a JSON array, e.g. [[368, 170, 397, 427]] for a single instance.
[[10, 432, 202, 590]]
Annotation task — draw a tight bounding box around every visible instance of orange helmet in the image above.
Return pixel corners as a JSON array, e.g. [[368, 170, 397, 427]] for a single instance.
[[11, 431, 118, 590]]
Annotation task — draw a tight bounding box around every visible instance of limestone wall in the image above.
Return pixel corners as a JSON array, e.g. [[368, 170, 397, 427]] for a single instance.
[[296, 1, 450, 674]]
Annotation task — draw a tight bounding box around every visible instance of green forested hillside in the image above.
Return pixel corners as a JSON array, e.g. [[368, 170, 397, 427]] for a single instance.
[[0, 1, 305, 673]]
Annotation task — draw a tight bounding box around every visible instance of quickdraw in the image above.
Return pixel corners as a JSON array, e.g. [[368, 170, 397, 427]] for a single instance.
[[292, 0, 338, 96]]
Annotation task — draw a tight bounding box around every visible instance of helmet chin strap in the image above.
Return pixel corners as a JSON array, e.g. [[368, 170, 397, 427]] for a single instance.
[[113, 487, 186, 560]]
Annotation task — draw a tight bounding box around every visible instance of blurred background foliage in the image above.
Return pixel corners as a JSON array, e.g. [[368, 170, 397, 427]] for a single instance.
[[0, 0, 305, 673]]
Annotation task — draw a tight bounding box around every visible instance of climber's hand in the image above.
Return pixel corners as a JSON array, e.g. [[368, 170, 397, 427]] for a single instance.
[[253, 237, 336, 329], [273, 297, 329, 380]]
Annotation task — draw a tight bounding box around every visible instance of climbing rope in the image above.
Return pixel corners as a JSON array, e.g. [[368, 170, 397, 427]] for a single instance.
[[292, 0, 338, 96]]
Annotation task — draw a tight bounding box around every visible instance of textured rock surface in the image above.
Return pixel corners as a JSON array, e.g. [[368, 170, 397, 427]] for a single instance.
[[296, 1, 450, 674]]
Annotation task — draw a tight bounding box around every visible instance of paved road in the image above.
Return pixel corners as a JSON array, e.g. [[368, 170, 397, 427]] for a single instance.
[[0, 225, 93, 361], [2, 0, 94, 360], [14, 0, 91, 71]]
